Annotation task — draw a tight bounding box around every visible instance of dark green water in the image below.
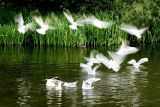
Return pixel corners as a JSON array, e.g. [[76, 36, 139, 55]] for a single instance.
[[0, 45, 160, 107]]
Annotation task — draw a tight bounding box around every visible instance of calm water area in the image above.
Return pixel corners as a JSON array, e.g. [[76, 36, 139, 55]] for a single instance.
[[0, 44, 160, 106]]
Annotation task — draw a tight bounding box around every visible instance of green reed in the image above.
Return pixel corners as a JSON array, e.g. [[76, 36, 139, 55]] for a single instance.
[[0, 11, 159, 46]]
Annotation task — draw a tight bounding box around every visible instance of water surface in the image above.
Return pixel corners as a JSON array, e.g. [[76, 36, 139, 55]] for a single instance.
[[0, 45, 160, 106]]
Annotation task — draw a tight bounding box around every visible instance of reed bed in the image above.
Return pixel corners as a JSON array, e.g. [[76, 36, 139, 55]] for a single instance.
[[0, 11, 159, 47]]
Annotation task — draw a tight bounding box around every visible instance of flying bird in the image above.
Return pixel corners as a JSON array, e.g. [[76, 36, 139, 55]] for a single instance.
[[33, 16, 56, 35], [80, 63, 100, 75], [82, 78, 101, 89], [79, 16, 113, 29], [116, 39, 139, 56], [120, 24, 148, 40], [14, 12, 35, 34], [84, 50, 100, 66], [96, 51, 125, 72], [63, 10, 84, 30], [128, 58, 148, 69]]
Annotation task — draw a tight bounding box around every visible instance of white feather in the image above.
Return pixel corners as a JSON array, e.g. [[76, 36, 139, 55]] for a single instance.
[[14, 13, 35, 34], [33, 16, 56, 35], [116, 39, 139, 56], [82, 78, 101, 89], [120, 24, 148, 39], [84, 50, 100, 66], [63, 10, 84, 30], [78, 16, 113, 29], [63, 81, 78, 87], [80, 63, 100, 75], [128, 58, 148, 68], [96, 52, 125, 72]]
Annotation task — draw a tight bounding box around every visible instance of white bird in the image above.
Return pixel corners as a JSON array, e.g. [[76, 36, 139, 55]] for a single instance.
[[43, 74, 62, 87], [128, 58, 148, 69], [80, 63, 100, 75], [82, 78, 101, 89], [79, 16, 113, 29], [96, 52, 125, 72], [63, 10, 84, 30], [54, 81, 63, 90], [84, 50, 100, 66], [116, 39, 139, 56], [63, 81, 78, 87], [14, 13, 35, 34], [33, 16, 56, 35], [120, 24, 148, 39], [46, 77, 62, 87]]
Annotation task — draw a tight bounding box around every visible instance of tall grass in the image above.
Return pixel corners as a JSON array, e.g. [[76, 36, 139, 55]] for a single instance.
[[0, 11, 159, 47]]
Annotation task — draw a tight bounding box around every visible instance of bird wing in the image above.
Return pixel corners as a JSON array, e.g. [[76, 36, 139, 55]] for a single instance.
[[80, 63, 89, 67], [78, 16, 97, 25], [86, 78, 101, 84], [44, 17, 52, 26], [92, 65, 100, 72], [24, 22, 35, 31], [116, 39, 139, 56], [64, 82, 77, 87], [84, 56, 90, 62], [96, 53, 111, 68], [99, 21, 113, 28], [33, 16, 45, 28], [120, 24, 138, 35], [108, 51, 125, 65], [128, 59, 137, 66], [63, 10, 74, 24], [139, 27, 148, 35], [138, 58, 148, 65], [14, 12, 24, 28], [126, 47, 139, 54], [80, 63, 92, 72]]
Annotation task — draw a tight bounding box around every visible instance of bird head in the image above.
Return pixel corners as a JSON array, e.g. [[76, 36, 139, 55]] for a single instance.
[[43, 73, 48, 80]]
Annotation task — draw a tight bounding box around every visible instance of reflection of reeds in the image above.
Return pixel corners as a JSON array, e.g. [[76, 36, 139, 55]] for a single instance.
[[0, 11, 158, 46], [0, 46, 86, 64]]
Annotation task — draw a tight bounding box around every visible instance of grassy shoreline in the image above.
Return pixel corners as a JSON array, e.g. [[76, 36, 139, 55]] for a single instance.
[[0, 10, 159, 47]]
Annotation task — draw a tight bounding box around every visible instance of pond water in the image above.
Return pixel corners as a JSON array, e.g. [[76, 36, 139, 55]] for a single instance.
[[0, 44, 160, 106]]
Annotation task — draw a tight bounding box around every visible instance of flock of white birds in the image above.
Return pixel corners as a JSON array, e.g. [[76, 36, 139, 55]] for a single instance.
[[14, 10, 148, 39], [44, 40, 148, 90], [19, 10, 148, 90]]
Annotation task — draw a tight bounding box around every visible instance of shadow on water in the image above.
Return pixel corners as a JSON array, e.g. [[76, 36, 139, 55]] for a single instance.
[[0, 44, 160, 106]]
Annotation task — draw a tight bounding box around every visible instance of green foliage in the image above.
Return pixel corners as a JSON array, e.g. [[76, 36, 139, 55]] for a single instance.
[[0, 0, 159, 46]]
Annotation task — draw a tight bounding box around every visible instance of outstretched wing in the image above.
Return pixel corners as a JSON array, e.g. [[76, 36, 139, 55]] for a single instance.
[[108, 51, 125, 65], [96, 53, 111, 69], [99, 21, 113, 28], [138, 58, 148, 65], [86, 78, 101, 84], [120, 24, 138, 35], [78, 16, 96, 25], [128, 59, 137, 66], [33, 16, 45, 28], [63, 10, 74, 24], [93, 65, 100, 72], [80, 63, 92, 72], [24, 22, 35, 31], [139, 27, 148, 35]]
